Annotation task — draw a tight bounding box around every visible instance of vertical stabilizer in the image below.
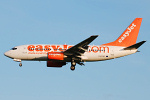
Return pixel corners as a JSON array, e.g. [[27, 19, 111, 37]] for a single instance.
[[103, 18, 142, 47]]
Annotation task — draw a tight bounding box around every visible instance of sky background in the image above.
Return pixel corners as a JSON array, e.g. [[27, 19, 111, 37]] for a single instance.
[[0, 0, 149, 100]]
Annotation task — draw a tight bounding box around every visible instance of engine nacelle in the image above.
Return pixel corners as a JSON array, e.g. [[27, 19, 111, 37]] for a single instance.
[[47, 61, 66, 67], [48, 52, 64, 60]]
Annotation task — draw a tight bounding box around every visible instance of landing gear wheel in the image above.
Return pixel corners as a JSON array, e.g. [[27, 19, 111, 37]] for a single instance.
[[19, 63, 22, 67], [70, 66, 75, 71], [70, 59, 76, 71]]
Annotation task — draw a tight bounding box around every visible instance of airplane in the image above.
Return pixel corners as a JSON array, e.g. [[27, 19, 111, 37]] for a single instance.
[[4, 18, 146, 71]]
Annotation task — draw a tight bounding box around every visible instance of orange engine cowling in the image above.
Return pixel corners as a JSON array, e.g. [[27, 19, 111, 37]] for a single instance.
[[47, 61, 66, 67], [48, 52, 64, 60]]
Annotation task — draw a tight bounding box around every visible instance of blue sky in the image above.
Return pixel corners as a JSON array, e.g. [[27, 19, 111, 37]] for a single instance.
[[0, 0, 149, 100]]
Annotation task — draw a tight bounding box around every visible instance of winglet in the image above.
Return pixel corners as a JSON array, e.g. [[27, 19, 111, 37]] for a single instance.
[[103, 18, 143, 47]]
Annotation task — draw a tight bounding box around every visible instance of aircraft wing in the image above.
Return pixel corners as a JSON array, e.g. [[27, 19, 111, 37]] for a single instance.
[[63, 35, 98, 57]]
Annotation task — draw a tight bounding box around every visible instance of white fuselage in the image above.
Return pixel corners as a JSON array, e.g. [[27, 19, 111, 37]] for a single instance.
[[4, 44, 137, 62]]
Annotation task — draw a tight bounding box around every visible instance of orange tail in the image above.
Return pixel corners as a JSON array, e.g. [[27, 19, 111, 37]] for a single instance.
[[103, 18, 142, 47]]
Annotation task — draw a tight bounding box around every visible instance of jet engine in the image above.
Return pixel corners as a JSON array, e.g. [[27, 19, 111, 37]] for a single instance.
[[48, 52, 64, 60], [47, 61, 66, 67]]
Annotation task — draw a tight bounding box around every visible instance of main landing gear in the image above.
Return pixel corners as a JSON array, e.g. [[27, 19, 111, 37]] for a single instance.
[[70, 60, 76, 71], [70, 59, 85, 71]]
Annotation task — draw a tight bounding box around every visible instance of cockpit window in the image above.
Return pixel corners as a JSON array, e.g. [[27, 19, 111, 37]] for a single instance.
[[11, 47, 17, 50]]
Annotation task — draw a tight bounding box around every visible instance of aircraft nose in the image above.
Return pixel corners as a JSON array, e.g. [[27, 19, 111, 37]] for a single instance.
[[4, 51, 11, 57]]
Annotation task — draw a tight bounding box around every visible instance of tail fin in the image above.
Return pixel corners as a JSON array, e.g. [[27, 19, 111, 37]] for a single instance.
[[103, 18, 142, 47]]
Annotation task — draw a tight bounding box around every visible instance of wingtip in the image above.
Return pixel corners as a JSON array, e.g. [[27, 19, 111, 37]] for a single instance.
[[91, 35, 99, 37]]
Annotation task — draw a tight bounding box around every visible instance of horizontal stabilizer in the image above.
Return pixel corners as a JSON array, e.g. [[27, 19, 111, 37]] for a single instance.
[[123, 41, 146, 50]]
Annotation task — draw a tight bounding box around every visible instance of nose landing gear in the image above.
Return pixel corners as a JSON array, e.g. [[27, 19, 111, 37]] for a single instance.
[[13, 59, 22, 67], [19, 62, 22, 67]]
